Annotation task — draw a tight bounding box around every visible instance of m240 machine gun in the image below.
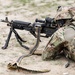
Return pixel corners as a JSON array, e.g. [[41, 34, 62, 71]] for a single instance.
[[0, 17, 74, 50]]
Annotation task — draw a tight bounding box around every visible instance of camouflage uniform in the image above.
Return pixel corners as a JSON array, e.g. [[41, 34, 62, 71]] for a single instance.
[[42, 7, 75, 61]]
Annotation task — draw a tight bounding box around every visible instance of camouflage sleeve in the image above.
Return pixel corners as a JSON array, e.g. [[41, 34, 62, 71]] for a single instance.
[[63, 25, 75, 61], [42, 24, 75, 60], [42, 27, 65, 60]]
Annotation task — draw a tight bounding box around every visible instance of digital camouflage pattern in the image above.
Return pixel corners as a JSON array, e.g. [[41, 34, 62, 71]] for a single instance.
[[42, 27, 65, 60], [42, 6, 75, 61], [42, 24, 75, 61], [55, 6, 75, 20]]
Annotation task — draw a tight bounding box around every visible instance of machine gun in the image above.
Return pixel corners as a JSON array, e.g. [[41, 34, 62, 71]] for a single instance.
[[0, 17, 40, 50], [0, 17, 74, 50]]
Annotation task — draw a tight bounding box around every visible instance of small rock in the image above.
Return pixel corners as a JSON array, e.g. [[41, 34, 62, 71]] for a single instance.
[[63, 72, 69, 75]]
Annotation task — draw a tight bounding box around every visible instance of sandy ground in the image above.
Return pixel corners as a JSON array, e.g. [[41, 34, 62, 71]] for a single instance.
[[0, 0, 75, 75]]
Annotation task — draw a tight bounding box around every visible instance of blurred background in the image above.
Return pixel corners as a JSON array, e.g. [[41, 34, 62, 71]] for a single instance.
[[0, 0, 75, 22]]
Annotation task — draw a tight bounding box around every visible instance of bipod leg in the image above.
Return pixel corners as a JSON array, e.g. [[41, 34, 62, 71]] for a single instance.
[[30, 30, 41, 42], [2, 28, 12, 49], [13, 29, 26, 42], [13, 29, 29, 50], [16, 26, 41, 64], [30, 30, 36, 38]]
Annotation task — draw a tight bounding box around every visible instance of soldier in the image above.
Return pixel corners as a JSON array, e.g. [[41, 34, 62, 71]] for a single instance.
[[42, 6, 75, 63], [7, 6, 75, 71]]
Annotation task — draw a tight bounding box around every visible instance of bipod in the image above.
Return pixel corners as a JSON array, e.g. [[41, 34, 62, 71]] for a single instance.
[[2, 28, 29, 50]]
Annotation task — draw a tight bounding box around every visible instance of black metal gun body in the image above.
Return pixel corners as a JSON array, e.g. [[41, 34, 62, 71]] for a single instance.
[[36, 17, 74, 37], [0, 17, 74, 50], [12, 20, 31, 30]]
